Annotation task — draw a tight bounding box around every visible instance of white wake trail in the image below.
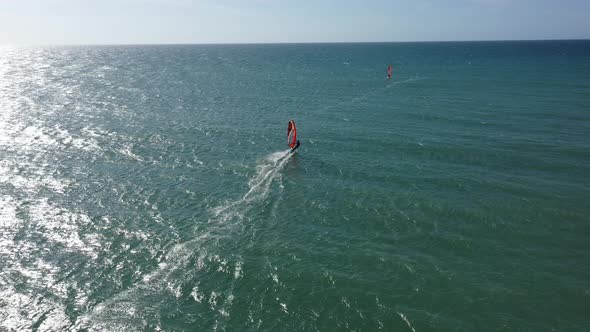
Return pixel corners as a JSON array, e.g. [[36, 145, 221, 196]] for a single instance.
[[78, 149, 294, 330], [213, 149, 292, 221]]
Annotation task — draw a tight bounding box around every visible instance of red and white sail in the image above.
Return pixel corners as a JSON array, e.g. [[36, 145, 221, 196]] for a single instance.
[[287, 120, 297, 149]]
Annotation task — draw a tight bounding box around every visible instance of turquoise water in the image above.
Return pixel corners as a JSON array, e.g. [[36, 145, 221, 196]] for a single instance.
[[0, 41, 589, 331]]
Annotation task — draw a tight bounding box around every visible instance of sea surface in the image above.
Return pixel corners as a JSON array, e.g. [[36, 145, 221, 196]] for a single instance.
[[0, 41, 589, 331]]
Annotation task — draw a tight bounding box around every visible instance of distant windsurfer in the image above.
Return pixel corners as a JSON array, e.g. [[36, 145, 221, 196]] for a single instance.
[[387, 65, 392, 79]]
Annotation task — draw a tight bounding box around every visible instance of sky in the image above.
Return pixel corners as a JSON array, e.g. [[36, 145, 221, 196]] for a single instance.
[[0, 0, 588, 45]]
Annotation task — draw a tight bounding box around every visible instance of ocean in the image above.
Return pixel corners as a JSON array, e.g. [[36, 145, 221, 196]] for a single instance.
[[0, 41, 589, 331]]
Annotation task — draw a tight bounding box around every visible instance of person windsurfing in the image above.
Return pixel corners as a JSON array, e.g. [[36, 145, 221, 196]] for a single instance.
[[387, 65, 393, 79], [287, 120, 300, 152]]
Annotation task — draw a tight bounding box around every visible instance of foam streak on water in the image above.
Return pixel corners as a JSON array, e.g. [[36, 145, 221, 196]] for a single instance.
[[214, 150, 292, 219], [79, 149, 293, 330]]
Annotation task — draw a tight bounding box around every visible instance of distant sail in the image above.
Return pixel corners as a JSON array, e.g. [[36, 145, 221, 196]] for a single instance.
[[287, 120, 297, 149]]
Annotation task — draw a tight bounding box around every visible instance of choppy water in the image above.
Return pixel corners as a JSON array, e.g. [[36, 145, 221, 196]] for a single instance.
[[1, 41, 589, 331]]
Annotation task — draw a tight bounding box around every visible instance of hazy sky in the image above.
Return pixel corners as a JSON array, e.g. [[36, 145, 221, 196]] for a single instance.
[[1, 0, 588, 44]]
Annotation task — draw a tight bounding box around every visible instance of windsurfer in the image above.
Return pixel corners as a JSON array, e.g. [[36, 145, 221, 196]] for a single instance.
[[287, 120, 300, 152], [291, 140, 300, 152]]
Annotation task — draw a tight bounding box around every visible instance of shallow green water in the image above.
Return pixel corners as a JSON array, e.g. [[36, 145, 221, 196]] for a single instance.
[[0, 41, 589, 331]]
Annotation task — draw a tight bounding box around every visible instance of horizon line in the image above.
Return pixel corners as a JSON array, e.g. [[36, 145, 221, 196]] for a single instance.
[[2, 38, 589, 48]]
